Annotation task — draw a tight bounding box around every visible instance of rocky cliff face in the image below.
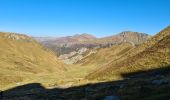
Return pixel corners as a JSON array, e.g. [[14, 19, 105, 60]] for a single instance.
[[59, 48, 97, 64], [117, 31, 150, 45], [3, 32, 35, 42]]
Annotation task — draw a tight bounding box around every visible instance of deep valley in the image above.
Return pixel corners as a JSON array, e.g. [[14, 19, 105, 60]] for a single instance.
[[0, 26, 170, 100]]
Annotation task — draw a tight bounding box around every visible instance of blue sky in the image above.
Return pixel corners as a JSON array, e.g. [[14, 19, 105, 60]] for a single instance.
[[0, 0, 170, 37]]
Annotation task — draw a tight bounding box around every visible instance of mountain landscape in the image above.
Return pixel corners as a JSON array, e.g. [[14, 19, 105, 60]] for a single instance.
[[35, 31, 150, 64], [1, 0, 170, 99], [0, 26, 170, 100]]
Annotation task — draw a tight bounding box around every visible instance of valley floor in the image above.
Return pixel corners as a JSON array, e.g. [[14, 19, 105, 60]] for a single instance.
[[1, 64, 101, 91], [1, 26, 170, 100], [1, 66, 170, 100]]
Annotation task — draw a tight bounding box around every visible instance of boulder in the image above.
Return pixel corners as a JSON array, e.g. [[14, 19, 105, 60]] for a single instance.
[[104, 95, 119, 100], [151, 79, 168, 85]]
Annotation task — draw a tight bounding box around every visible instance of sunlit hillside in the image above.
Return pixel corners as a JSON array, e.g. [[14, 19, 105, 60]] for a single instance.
[[86, 26, 170, 80], [78, 43, 134, 66], [0, 32, 66, 89]]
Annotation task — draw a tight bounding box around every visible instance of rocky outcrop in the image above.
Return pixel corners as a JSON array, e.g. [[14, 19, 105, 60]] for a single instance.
[[2, 32, 34, 42], [104, 95, 119, 100], [118, 31, 150, 45], [59, 48, 97, 64]]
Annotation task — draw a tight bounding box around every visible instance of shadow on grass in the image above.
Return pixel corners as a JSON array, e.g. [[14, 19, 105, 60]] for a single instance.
[[1, 66, 170, 100]]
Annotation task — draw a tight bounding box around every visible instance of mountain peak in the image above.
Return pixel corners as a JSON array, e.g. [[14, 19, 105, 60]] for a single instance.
[[119, 31, 149, 36], [73, 33, 96, 39], [72, 33, 96, 42]]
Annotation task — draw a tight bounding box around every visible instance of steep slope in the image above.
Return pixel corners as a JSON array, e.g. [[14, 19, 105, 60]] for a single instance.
[[0, 32, 66, 89], [86, 26, 170, 80], [78, 43, 134, 67]]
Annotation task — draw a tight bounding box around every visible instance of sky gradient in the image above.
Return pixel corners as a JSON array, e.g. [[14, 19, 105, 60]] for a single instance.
[[0, 0, 170, 37]]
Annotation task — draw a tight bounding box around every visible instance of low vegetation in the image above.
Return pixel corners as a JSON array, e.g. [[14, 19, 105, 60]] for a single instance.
[[0, 32, 66, 90], [0, 26, 170, 100], [86, 26, 170, 80]]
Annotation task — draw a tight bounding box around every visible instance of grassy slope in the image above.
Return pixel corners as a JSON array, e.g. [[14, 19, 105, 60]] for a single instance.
[[11, 43, 135, 90], [0, 32, 66, 90], [86, 26, 170, 80], [1, 27, 170, 99], [1, 26, 169, 99], [78, 43, 134, 67]]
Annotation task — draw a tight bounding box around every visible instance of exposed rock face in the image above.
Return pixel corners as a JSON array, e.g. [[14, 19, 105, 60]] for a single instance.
[[3, 32, 34, 42], [118, 31, 150, 45], [59, 47, 97, 64]]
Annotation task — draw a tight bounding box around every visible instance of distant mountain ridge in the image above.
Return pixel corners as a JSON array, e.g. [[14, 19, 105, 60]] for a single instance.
[[35, 31, 150, 56], [34, 37, 58, 42], [34, 32, 150, 64], [34, 33, 96, 43]]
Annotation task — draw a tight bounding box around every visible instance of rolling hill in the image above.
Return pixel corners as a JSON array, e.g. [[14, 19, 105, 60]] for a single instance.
[[0, 32, 66, 89]]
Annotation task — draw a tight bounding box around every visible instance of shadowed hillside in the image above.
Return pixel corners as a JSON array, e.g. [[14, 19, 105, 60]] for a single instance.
[[1, 66, 170, 100]]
